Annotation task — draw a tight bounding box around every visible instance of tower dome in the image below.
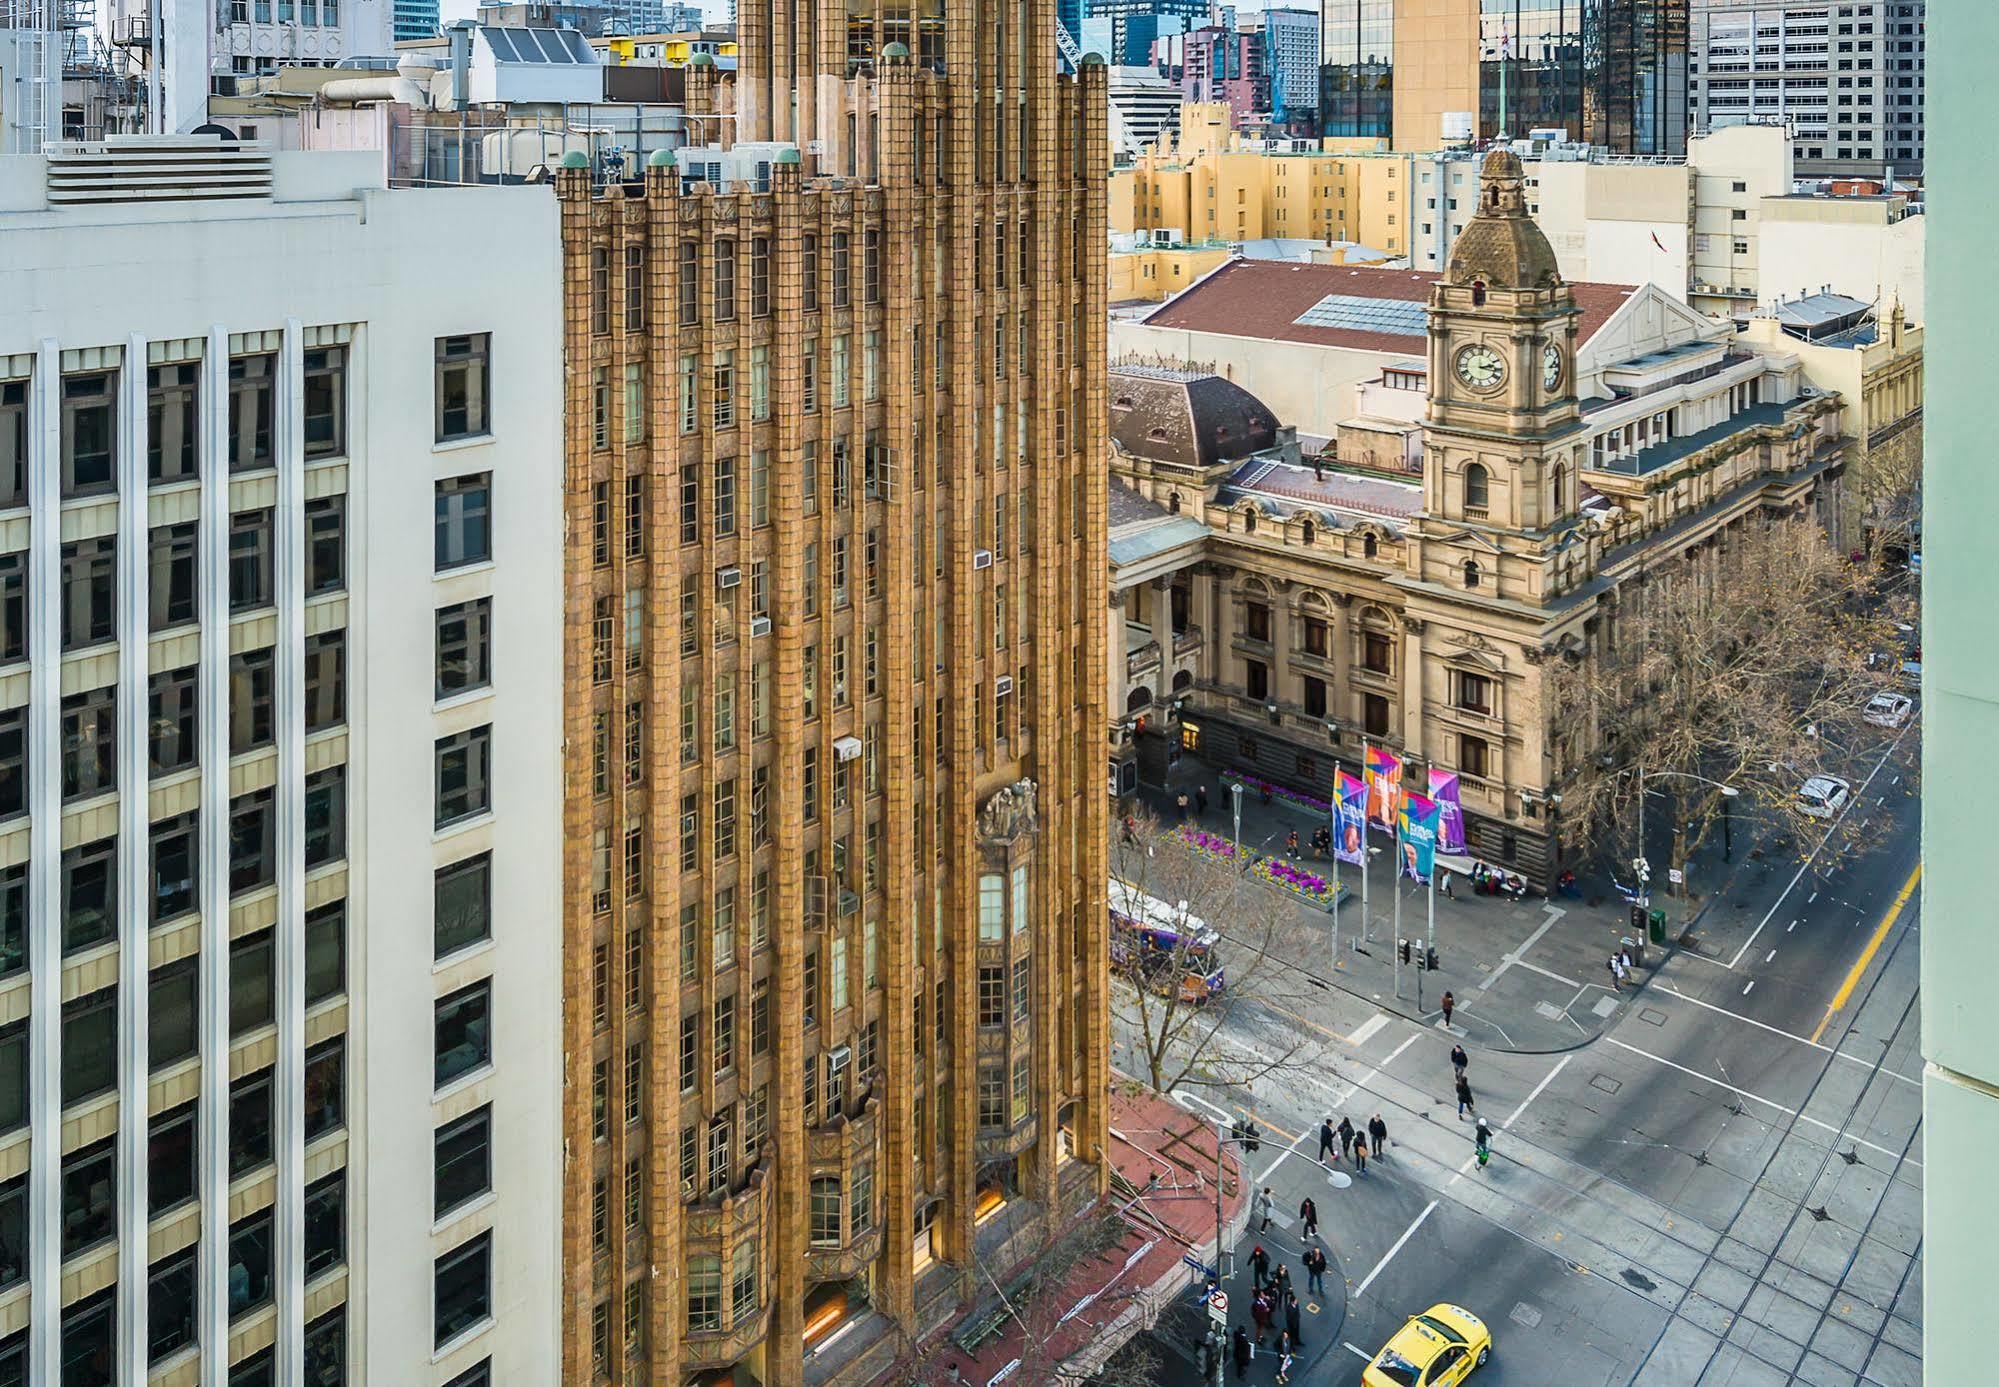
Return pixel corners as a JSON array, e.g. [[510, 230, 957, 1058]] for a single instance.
[[1443, 146, 1562, 291]]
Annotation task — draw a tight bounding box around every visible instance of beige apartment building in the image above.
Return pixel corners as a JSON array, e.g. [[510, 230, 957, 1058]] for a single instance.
[[553, 29, 1111, 1387]]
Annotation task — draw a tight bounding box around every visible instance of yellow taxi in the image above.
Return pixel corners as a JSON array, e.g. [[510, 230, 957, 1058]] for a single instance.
[[1361, 1303, 1492, 1387]]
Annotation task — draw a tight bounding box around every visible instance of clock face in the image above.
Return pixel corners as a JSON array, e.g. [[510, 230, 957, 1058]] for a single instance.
[[1542, 343, 1565, 391], [1455, 344, 1506, 392]]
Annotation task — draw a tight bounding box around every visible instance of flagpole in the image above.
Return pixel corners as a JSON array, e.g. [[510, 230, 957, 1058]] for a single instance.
[[1330, 802, 1341, 970], [1391, 818, 1403, 1001]]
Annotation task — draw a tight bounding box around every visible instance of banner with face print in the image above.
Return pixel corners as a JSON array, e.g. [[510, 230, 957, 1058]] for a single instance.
[[1365, 745, 1403, 831], [1398, 793, 1442, 884], [1335, 773, 1369, 867], [1428, 769, 1467, 855]]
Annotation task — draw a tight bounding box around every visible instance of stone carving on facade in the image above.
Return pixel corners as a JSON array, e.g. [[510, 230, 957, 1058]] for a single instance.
[[1401, 616, 1427, 635], [978, 779, 1039, 843], [1451, 631, 1500, 654]]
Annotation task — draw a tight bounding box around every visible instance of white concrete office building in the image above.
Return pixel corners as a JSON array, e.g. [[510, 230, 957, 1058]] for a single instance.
[[1690, 0, 1926, 177], [0, 139, 563, 1386]]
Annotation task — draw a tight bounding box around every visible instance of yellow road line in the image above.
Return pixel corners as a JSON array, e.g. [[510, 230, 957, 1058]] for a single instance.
[[1811, 862, 1921, 1045]]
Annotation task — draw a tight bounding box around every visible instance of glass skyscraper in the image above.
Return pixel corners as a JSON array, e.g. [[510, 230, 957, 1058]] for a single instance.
[[1320, 0, 1396, 138], [1478, 0, 1688, 155]]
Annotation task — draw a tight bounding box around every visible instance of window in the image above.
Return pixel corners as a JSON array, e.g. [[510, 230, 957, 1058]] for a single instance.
[[305, 764, 345, 867], [148, 665, 197, 776], [802, 235, 819, 311], [303, 1307, 345, 1384], [60, 685, 115, 801], [144, 958, 198, 1077], [435, 980, 491, 1088], [831, 231, 851, 307], [304, 1169, 344, 1277], [0, 1022, 21, 1135], [61, 371, 116, 497], [0, 711, 17, 822], [304, 495, 344, 594], [1463, 462, 1489, 510], [435, 1105, 492, 1218], [443, 1361, 492, 1387], [60, 536, 115, 650], [149, 1246, 198, 1362], [230, 786, 274, 893], [436, 334, 491, 441], [1363, 631, 1393, 674], [61, 1291, 114, 1382], [1457, 671, 1493, 715], [61, 986, 117, 1106], [435, 474, 491, 570], [1363, 691, 1390, 739], [436, 852, 491, 959], [62, 836, 116, 954], [714, 240, 737, 322], [687, 1253, 723, 1331], [1303, 675, 1328, 719], [148, 362, 199, 483], [435, 725, 492, 827], [305, 1038, 343, 1141], [148, 1103, 197, 1215], [1245, 659, 1269, 702], [228, 1067, 273, 1179], [0, 382, 24, 507], [287, 905, 335, 1012], [229, 929, 274, 1036], [0, 867, 21, 979], [303, 347, 346, 460], [303, 629, 345, 734], [437, 598, 493, 698], [809, 1177, 841, 1247], [0, 551, 24, 658], [678, 240, 700, 323], [434, 1232, 492, 1347], [1460, 734, 1491, 779], [977, 965, 1005, 1027], [227, 354, 274, 472], [229, 646, 274, 753], [751, 236, 771, 316]]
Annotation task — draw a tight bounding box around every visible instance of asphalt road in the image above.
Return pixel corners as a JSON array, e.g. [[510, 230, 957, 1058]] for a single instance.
[[1116, 727, 1923, 1387]]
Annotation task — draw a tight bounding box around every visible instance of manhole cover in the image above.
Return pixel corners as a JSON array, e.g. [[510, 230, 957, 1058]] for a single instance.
[[1590, 1074, 1623, 1095], [1639, 1008, 1668, 1026], [1535, 1001, 1564, 1021], [1509, 1302, 1543, 1329], [1621, 1269, 1659, 1292]]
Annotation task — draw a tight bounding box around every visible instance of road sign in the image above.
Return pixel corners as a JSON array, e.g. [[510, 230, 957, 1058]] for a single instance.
[[1208, 1290, 1228, 1325], [1668, 868, 1684, 885]]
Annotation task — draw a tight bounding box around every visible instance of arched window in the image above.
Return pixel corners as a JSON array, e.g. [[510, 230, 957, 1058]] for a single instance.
[[1463, 559, 1482, 589], [1244, 509, 1257, 534], [1168, 492, 1182, 514], [1363, 532, 1379, 559], [1300, 518, 1316, 544], [1464, 462, 1489, 510], [1551, 464, 1566, 513]]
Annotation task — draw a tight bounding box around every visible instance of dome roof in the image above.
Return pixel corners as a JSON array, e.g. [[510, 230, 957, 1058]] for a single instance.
[[1443, 145, 1562, 291], [1109, 365, 1280, 470]]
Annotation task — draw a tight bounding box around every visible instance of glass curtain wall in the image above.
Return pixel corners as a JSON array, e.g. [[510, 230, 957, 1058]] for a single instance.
[[1478, 0, 1687, 155], [1320, 0, 1395, 138]]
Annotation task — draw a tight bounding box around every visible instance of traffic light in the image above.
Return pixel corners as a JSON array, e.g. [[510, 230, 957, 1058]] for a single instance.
[[1629, 904, 1646, 932], [1426, 947, 1440, 972], [1244, 1121, 1261, 1154], [1400, 939, 1412, 965]]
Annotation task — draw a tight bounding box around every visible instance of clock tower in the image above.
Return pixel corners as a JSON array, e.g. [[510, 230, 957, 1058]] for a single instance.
[[1423, 146, 1586, 533]]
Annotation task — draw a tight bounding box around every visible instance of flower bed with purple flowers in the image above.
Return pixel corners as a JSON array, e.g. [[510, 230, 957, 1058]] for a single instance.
[[1170, 825, 1345, 910], [1229, 772, 1334, 817], [1175, 826, 1244, 865]]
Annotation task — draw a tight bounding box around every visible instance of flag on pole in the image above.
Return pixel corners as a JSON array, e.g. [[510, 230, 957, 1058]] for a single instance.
[[1335, 773, 1369, 866], [1365, 746, 1403, 831], [1398, 793, 1442, 884], [1428, 769, 1466, 855]]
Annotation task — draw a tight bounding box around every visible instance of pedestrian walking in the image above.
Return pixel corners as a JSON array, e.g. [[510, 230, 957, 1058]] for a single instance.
[[1607, 954, 1622, 991], [1298, 1196, 1319, 1240], [1620, 945, 1635, 976], [1317, 1118, 1336, 1163], [1303, 1245, 1328, 1295], [1284, 1290, 1303, 1347], [1175, 791, 1189, 821], [1252, 1290, 1273, 1346], [1256, 1186, 1275, 1232], [1368, 1113, 1389, 1159], [1275, 1345, 1294, 1386], [1352, 1132, 1368, 1173], [1337, 1115, 1356, 1160], [1456, 1073, 1476, 1120], [1120, 814, 1137, 846], [1249, 1244, 1270, 1290], [1474, 1116, 1493, 1170], [1232, 1325, 1252, 1381], [1441, 869, 1456, 900], [1451, 1043, 1468, 1078], [1271, 1264, 1291, 1305], [1197, 784, 1210, 816], [1286, 829, 1301, 860], [1440, 990, 1455, 1027]]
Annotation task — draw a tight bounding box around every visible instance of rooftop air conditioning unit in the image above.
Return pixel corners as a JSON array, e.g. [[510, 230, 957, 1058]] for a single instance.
[[994, 675, 1014, 696], [833, 735, 863, 762], [827, 1044, 852, 1071], [973, 549, 994, 569], [750, 615, 772, 637], [716, 567, 742, 589]]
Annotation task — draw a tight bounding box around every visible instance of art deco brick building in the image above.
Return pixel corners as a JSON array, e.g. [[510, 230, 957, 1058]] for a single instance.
[[554, 24, 1111, 1387]]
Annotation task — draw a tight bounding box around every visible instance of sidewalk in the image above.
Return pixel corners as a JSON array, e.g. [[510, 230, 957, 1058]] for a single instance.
[[1130, 756, 1774, 1054]]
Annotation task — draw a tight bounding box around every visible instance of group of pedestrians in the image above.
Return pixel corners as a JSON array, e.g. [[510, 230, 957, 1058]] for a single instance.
[[1316, 1112, 1389, 1174], [1606, 944, 1636, 992], [1232, 1247, 1307, 1383]]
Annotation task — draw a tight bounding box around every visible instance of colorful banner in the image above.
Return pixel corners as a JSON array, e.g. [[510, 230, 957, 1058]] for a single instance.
[[1334, 773, 1369, 867], [1398, 793, 1442, 884], [1365, 745, 1403, 831], [1428, 769, 1467, 855]]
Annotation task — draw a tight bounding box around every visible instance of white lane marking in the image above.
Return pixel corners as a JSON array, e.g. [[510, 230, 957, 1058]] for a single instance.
[[1351, 1200, 1438, 1300], [1509, 958, 1581, 989], [1476, 908, 1567, 994], [1347, 1013, 1390, 1047], [1655, 982, 1920, 1087], [1503, 1054, 1573, 1131], [1725, 729, 1907, 970], [1380, 1033, 1420, 1069], [1810, 891, 1820, 904], [1603, 1037, 1922, 1166], [1742, 981, 1756, 995], [1256, 1124, 1313, 1184], [1788, 920, 1798, 933], [1765, 950, 1777, 964], [1343, 1342, 1374, 1362]]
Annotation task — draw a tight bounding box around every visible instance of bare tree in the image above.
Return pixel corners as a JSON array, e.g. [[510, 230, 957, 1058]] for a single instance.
[[1108, 811, 1328, 1095], [1850, 419, 1923, 567], [1548, 513, 1912, 897], [903, 1206, 1164, 1387]]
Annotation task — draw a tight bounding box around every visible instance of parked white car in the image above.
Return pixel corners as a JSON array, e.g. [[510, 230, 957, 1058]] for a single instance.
[[1864, 692, 1914, 728], [1795, 775, 1853, 820]]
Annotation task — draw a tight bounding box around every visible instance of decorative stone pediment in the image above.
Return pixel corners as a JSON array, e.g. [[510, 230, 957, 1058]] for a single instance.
[[979, 779, 1038, 843]]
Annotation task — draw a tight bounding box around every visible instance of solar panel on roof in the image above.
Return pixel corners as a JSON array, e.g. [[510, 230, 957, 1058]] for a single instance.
[[1292, 292, 1429, 337]]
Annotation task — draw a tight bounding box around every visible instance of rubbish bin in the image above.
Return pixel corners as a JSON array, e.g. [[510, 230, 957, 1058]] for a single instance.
[[1647, 908, 1667, 946]]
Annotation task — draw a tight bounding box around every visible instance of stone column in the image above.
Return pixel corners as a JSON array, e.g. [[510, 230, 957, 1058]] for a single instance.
[[1401, 616, 1426, 761]]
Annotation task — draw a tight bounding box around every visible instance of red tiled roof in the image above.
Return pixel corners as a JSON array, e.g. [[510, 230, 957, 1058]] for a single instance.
[[1143, 259, 1637, 354]]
